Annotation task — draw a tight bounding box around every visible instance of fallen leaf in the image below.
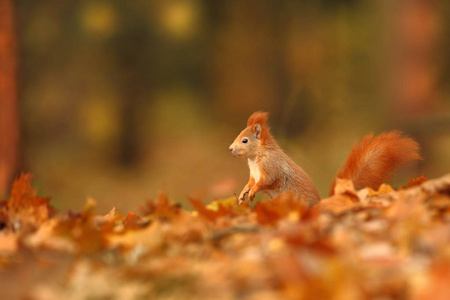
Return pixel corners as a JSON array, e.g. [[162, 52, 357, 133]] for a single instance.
[[255, 193, 308, 226], [1, 172, 450, 300], [123, 211, 146, 230], [318, 194, 359, 215], [189, 198, 235, 222], [421, 174, 450, 195], [333, 178, 358, 196], [137, 192, 181, 221], [5, 173, 56, 234], [401, 175, 428, 190]]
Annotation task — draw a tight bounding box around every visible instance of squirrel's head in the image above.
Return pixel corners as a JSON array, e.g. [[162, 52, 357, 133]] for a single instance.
[[229, 111, 270, 158]]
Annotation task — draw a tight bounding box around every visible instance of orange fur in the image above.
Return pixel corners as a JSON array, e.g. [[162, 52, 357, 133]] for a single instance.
[[329, 131, 421, 195], [230, 112, 421, 206], [246, 111, 271, 144], [229, 111, 320, 205], [247, 111, 268, 127]]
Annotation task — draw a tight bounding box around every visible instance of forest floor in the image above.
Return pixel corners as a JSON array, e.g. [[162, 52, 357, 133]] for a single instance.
[[1, 173, 450, 300]]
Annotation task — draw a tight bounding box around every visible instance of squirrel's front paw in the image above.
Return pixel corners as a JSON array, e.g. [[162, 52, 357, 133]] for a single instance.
[[238, 188, 250, 204], [248, 191, 256, 202]]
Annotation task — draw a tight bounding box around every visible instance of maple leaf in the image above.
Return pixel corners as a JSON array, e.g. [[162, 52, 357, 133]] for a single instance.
[[23, 218, 76, 252], [123, 211, 147, 229], [255, 193, 309, 226], [106, 221, 163, 254], [206, 197, 237, 211], [2, 172, 450, 300], [137, 192, 182, 221], [206, 196, 251, 214], [318, 195, 359, 215], [52, 198, 111, 254], [332, 178, 358, 196], [401, 175, 428, 189], [189, 198, 235, 222], [318, 178, 361, 215], [5, 173, 56, 234]]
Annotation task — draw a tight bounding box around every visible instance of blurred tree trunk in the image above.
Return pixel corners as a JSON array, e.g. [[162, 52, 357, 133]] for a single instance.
[[0, 0, 19, 196], [112, 5, 152, 168], [209, 0, 282, 121], [385, 0, 438, 121]]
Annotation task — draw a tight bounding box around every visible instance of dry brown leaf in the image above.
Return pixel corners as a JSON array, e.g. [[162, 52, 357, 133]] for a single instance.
[[255, 193, 310, 225], [137, 192, 182, 221], [421, 174, 450, 195], [207, 197, 251, 215], [52, 199, 109, 254], [189, 198, 235, 222], [377, 183, 395, 194], [2, 172, 450, 300], [333, 178, 358, 196], [401, 175, 428, 189], [24, 218, 76, 252], [318, 194, 359, 215], [5, 173, 56, 233], [92, 206, 118, 227], [123, 211, 145, 230], [107, 221, 163, 253], [366, 183, 395, 198]]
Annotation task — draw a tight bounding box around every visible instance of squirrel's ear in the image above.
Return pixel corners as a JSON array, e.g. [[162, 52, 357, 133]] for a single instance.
[[253, 123, 262, 139]]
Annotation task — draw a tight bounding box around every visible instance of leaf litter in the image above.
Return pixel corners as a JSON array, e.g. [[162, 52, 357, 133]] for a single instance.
[[1, 173, 450, 299]]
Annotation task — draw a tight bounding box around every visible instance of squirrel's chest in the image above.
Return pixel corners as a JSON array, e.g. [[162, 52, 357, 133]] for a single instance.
[[248, 159, 261, 182]]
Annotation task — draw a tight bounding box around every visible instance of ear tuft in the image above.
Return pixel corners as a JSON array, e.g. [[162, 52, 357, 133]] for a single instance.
[[247, 111, 269, 127], [247, 111, 270, 142]]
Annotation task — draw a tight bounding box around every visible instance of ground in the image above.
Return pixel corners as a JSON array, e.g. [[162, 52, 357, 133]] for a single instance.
[[1, 173, 450, 300]]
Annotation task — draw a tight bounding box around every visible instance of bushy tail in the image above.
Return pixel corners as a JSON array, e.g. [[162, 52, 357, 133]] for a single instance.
[[329, 131, 421, 195]]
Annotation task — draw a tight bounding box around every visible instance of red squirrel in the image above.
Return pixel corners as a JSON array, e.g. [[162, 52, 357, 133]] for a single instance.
[[229, 111, 421, 205]]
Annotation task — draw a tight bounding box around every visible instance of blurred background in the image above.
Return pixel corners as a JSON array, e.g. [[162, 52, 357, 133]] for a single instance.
[[1, 0, 450, 212]]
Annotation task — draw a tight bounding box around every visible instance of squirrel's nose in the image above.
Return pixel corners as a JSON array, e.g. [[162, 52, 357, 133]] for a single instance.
[[229, 146, 233, 152]]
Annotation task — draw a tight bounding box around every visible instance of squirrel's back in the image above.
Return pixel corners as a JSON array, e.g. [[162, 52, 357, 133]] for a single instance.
[[258, 143, 321, 204]]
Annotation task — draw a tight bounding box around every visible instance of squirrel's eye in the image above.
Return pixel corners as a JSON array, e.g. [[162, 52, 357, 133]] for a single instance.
[[242, 138, 248, 143]]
